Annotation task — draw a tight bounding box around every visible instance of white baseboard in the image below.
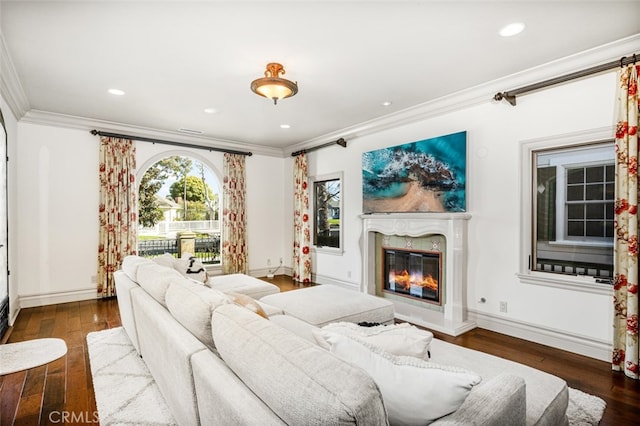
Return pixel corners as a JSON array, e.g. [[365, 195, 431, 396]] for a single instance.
[[19, 288, 98, 308], [246, 266, 292, 279], [311, 272, 359, 290], [468, 308, 611, 362]]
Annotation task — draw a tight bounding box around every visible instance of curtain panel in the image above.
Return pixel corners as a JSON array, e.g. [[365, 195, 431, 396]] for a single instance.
[[222, 153, 248, 274], [97, 136, 138, 297], [293, 154, 312, 282], [613, 64, 640, 379]]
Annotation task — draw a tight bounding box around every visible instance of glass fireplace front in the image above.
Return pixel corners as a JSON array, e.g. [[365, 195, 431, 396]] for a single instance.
[[383, 247, 441, 304]]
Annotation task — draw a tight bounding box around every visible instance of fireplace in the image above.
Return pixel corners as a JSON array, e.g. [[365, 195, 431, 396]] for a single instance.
[[383, 247, 441, 305], [361, 212, 476, 336]]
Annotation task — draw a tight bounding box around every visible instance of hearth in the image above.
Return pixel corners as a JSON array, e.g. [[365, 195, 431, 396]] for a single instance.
[[361, 212, 476, 336], [383, 247, 441, 305]]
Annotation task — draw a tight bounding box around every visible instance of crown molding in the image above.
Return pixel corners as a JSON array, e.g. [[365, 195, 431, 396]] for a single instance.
[[20, 110, 285, 158], [4, 26, 638, 158], [285, 33, 640, 155], [0, 31, 30, 120]]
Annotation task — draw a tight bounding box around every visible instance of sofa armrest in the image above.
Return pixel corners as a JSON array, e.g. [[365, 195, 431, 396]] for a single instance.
[[114, 270, 142, 355], [433, 374, 526, 426]]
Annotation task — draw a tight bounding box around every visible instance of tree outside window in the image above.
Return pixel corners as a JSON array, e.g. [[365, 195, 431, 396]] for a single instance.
[[138, 156, 218, 227]]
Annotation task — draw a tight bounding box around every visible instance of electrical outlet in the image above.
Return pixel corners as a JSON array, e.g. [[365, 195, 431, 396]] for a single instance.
[[267, 258, 271, 266], [279, 257, 283, 264], [347, 270, 352, 278], [499, 301, 508, 313], [91, 275, 97, 284]]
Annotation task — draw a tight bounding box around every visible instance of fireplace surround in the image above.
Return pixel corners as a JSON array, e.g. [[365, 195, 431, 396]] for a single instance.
[[361, 213, 475, 336]]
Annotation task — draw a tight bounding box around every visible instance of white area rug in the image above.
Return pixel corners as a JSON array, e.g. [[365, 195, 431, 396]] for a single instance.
[[86, 327, 176, 426], [87, 327, 606, 425], [567, 387, 607, 426], [0, 338, 67, 375]]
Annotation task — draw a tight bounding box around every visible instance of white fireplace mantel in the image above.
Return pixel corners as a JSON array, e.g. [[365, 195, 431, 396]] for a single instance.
[[361, 213, 476, 336]]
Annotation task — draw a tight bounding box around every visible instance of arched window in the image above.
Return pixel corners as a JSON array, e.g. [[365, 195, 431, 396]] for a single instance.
[[137, 155, 222, 265]]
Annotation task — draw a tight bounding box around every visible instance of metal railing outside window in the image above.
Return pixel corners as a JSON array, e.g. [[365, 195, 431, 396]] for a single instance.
[[138, 234, 221, 264]]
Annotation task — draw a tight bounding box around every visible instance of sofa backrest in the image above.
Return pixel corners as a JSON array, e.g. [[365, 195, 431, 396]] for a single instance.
[[136, 262, 184, 307], [212, 304, 389, 425], [121, 255, 154, 282], [165, 281, 230, 352]]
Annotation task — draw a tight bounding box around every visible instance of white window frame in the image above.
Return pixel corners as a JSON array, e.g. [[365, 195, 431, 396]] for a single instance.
[[518, 127, 614, 295], [310, 171, 344, 255]]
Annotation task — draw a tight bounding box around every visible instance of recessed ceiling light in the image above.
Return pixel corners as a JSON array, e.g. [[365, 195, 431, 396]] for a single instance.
[[280, 124, 291, 129], [499, 22, 525, 37], [203, 108, 218, 114], [381, 101, 392, 107], [108, 88, 125, 96]]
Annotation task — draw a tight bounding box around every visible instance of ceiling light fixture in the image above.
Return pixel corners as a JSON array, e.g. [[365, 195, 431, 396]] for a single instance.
[[108, 88, 125, 96], [250, 63, 298, 105], [280, 124, 291, 129]]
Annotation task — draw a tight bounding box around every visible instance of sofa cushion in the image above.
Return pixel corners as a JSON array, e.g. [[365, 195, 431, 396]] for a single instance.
[[136, 263, 184, 307], [269, 315, 318, 343], [326, 333, 481, 425], [429, 338, 568, 425], [260, 285, 394, 327], [153, 253, 176, 269], [121, 255, 154, 282], [208, 273, 280, 299], [212, 304, 388, 425], [165, 280, 231, 351], [314, 322, 433, 360]]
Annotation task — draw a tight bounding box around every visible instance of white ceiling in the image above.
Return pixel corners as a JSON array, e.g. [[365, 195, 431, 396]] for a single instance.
[[1, 1, 639, 152]]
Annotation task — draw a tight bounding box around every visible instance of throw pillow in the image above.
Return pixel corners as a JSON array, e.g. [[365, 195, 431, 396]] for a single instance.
[[225, 292, 268, 319], [174, 252, 208, 283], [313, 322, 433, 360], [152, 253, 176, 269], [325, 333, 481, 425]]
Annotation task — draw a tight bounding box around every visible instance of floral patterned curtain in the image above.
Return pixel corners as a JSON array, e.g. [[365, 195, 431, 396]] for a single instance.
[[293, 154, 311, 282], [613, 64, 640, 379], [222, 153, 248, 274], [97, 136, 137, 297]]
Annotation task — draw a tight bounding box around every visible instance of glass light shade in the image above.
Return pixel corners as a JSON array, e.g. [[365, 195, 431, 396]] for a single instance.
[[250, 63, 298, 104]]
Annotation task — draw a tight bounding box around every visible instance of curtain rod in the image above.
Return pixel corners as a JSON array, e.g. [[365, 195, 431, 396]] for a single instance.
[[90, 130, 253, 156], [494, 53, 639, 106], [291, 137, 347, 157]]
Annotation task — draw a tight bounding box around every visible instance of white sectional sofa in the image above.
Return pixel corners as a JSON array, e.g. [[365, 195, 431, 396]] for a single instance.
[[113, 255, 568, 425]]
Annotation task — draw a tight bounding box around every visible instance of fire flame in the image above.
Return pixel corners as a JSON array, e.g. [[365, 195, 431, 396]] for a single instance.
[[389, 270, 438, 290]]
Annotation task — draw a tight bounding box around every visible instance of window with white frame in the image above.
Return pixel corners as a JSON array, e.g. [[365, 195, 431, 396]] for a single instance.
[[311, 172, 343, 253], [519, 129, 614, 293]]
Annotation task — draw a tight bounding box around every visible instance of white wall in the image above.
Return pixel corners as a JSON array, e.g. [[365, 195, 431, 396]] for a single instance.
[[15, 123, 99, 307], [13, 123, 287, 309], [304, 71, 617, 360]]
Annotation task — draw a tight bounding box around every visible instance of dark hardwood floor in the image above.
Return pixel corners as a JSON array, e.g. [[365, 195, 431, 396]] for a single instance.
[[0, 275, 637, 425]]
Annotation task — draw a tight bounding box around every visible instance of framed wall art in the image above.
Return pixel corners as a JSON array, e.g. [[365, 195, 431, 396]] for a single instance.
[[362, 131, 466, 213]]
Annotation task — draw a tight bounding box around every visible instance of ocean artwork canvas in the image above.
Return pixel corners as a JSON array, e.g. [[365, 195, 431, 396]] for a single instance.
[[362, 131, 466, 213]]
